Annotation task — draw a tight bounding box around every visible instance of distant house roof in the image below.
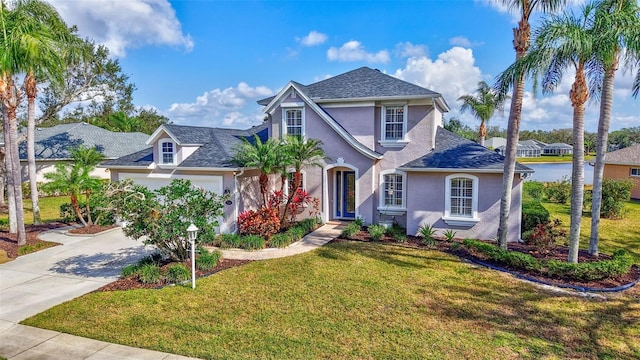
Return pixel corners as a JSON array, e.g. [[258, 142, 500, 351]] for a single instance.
[[399, 127, 533, 174], [521, 139, 547, 148], [16, 123, 149, 161], [102, 123, 268, 169], [258, 67, 449, 110], [485, 137, 506, 149], [544, 142, 572, 149], [604, 144, 640, 166]]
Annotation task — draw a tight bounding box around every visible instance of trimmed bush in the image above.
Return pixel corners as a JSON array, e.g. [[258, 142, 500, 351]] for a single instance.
[[166, 264, 190, 284], [521, 200, 550, 233], [196, 249, 221, 271], [269, 233, 292, 248], [296, 217, 320, 233], [523, 181, 544, 201], [341, 222, 361, 238], [138, 264, 161, 284], [239, 235, 266, 250], [286, 226, 305, 242], [600, 179, 634, 219], [238, 207, 280, 238], [368, 224, 386, 241], [218, 234, 242, 249], [462, 239, 634, 281]]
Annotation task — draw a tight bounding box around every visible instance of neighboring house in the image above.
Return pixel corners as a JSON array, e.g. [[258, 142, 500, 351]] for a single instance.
[[603, 144, 640, 199], [104, 67, 533, 240], [496, 139, 544, 158], [485, 137, 506, 149], [1, 123, 149, 182], [543, 142, 573, 156]]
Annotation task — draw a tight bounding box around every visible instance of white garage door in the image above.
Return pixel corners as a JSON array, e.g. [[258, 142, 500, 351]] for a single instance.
[[117, 173, 223, 195]]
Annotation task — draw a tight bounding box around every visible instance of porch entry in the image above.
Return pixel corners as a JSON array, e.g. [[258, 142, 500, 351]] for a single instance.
[[335, 170, 356, 219]]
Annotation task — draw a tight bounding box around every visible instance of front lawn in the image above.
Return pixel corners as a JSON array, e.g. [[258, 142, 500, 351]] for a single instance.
[[0, 196, 68, 225], [23, 241, 640, 359], [518, 154, 594, 163]]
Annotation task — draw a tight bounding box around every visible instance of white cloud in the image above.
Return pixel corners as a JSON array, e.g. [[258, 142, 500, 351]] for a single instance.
[[327, 41, 390, 64], [299, 31, 328, 46], [394, 46, 483, 107], [165, 83, 275, 127], [394, 42, 427, 58], [50, 0, 193, 57]]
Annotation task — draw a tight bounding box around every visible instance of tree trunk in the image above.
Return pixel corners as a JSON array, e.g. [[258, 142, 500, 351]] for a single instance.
[[26, 73, 41, 224], [568, 63, 588, 264], [259, 173, 269, 207], [497, 5, 530, 249], [2, 109, 17, 233], [70, 193, 87, 227], [478, 119, 487, 147], [85, 190, 93, 226], [589, 56, 617, 257], [5, 82, 27, 245]]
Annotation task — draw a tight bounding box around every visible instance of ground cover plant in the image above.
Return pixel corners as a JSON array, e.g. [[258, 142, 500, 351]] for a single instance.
[[24, 240, 640, 359]]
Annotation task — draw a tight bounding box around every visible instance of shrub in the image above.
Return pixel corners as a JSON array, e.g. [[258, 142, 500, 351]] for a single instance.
[[238, 207, 280, 238], [523, 219, 565, 253], [368, 224, 386, 241], [392, 231, 407, 243], [239, 235, 266, 250], [523, 181, 544, 201], [418, 224, 438, 246], [196, 249, 221, 271], [17, 243, 44, 256], [442, 229, 457, 242], [354, 216, 365, 227], [341, 222, 361, 238], [286, 226, 305, 242], [121, 264, 139, 278], [218, 234, 242, 249], [521, 200, 551, 233], [138, 264, 161, 284], [600, 179, 634, 219], [269, 233, 292, 248], [544, 177, 571, 204], [166, 264, 190, 284], [296, 217, 320, 233]]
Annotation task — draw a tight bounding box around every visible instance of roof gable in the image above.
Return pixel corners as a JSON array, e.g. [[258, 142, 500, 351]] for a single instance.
[[605, 144, 640, 165]]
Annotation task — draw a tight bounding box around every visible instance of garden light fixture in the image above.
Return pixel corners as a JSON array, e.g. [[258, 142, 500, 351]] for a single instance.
[[187, 223, 199, 289]]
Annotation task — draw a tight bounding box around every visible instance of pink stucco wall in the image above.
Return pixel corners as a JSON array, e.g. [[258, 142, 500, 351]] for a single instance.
[[405, 172, 523, 241]]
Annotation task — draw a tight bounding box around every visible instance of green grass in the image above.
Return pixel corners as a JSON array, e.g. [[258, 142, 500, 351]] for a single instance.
[[518, 155, 595, 163], [0, 196, 68, 225], [23, 241, 640, 359], [543, 200, 640, 263]]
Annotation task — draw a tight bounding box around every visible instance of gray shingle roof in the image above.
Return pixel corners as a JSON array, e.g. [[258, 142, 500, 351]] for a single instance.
[[102, 123, 268, 169], [400, 127, 533, 173], [604, 143, 640, 165], [17, 123, 149, 160], [258, 67, 442, 105]]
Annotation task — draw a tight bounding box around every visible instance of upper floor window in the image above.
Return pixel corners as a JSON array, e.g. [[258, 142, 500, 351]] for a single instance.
[[444, 174, 479, 225], [379, 105, 408, 148], [160, 140, 175, 165], [285, 109, 303, 138], [631, 168, 640, 177], [379, 170, 406, 210]]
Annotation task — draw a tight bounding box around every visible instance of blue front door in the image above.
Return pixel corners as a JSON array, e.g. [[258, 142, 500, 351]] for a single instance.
[[336, 171, 355, 219]]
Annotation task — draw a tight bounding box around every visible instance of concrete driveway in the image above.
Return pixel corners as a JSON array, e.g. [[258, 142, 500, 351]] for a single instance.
[[0, 227, 154, 324]]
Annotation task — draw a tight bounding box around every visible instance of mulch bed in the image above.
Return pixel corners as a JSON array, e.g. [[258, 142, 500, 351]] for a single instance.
[[67, 224, 118, 235], [0, 223, 66, 259], [96, 259, 252, 291], [337, 230, 640, 292]]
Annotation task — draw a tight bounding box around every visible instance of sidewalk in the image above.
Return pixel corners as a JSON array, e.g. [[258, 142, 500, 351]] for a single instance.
[[0, 222, 343, 359]]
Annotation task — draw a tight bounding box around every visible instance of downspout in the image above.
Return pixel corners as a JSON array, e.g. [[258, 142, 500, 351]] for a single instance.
[[233, 168, 245, 234]]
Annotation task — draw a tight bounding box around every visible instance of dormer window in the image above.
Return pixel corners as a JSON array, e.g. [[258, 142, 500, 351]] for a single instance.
[[160, 140, 176, 165], [284, 108, 304, 138], [379, 104, 408, 148]]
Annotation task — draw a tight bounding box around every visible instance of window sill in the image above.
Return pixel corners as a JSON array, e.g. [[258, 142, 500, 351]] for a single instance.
[[378, 140, 409, 148], [442, 216, 479, 228], [157, 164, 177, 169], [377, 207, 406, 216]]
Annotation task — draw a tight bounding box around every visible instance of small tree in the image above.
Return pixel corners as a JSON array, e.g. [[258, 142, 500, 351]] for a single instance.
[[106, 179, 225, 261]]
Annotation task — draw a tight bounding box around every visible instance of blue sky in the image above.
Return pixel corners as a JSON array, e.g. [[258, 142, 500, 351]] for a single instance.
[[48, 0, 639, 132]]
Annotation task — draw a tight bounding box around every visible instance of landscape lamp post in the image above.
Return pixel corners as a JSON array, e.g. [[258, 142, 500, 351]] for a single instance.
[[187, 223, 199, 289]]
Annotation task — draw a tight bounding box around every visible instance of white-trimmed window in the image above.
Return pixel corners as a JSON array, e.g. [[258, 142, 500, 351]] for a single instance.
[[631, 168, 640, 177], [379, 105, 408, 147], [444, 174, 479, 226], [379, 170, 406, 211], [159, 140, 176, 165], [285, 109, 303, 137]]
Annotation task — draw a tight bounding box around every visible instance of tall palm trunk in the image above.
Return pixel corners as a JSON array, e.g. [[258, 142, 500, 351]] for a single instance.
[[589, 55, 618, 257], [497, 4, 531, 249], [2, 109, 16, 233], [259, 173, 269, 207], [568, 63, 588, 263], [26, 72, 41, 224], [478, 119, 487, 147], [70, 192, 87, 227], [84, 189, 93, 225]]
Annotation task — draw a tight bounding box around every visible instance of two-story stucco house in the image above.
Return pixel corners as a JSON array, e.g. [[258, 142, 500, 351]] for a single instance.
[[103, 67, 533, 240]]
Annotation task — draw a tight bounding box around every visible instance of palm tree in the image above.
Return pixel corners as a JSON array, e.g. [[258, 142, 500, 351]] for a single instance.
[[497, 3, 598, 263], [233, 136, 283, 207], [496, 0, 567, 249], [42, 162, 89, 226], [70, 146, 104, 225], [589, 0, 640, 256], [457, 81, 509, 146], [17, 0, 75, 225]]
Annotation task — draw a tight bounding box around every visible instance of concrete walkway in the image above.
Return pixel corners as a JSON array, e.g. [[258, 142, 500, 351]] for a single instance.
[[0, 222, 343, 359]]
